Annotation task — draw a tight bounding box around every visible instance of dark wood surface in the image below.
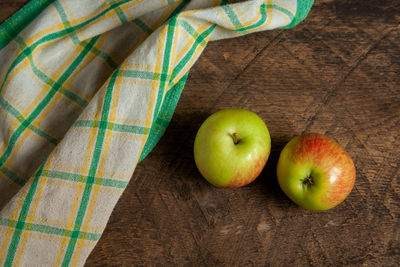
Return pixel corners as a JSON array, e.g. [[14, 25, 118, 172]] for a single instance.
[[1, 0, 400, 266]]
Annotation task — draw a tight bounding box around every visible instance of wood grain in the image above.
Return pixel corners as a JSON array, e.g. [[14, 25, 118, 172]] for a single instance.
[[1, 0, 399, 266]]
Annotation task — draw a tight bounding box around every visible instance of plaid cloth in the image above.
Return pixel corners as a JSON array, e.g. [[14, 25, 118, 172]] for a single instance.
[[0, 0, 313, 265]]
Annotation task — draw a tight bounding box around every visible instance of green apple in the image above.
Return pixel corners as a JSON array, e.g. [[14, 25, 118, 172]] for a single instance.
[[277, 133, 356, 211], [193, 109, 271, 188]]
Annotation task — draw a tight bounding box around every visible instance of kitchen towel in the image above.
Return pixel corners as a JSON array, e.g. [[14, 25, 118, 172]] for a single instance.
[[0, 0, 313, 265]]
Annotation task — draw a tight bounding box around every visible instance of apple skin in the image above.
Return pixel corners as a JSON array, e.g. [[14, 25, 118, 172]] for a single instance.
[[277, 133, 356, 211], [194, 109, 271, 188]]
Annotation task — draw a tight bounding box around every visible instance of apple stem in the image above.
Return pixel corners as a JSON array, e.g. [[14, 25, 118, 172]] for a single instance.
[[231, 133, 240, 145]]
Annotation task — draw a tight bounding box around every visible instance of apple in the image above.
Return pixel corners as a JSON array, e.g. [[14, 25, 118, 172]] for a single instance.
[[277, 133, 356, 211], [193, 109, 271, 188]]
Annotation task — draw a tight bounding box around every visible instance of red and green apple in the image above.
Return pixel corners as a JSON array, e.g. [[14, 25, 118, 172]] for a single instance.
[[193, 109, 271, 188], [277, 133, 356, 211]]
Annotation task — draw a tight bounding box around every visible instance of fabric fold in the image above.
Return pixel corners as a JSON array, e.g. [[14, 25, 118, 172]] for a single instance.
[[0, 0, 313, 265]]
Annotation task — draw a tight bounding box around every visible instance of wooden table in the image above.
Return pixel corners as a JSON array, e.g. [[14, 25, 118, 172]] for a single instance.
[[2, 0, 399, 266]]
